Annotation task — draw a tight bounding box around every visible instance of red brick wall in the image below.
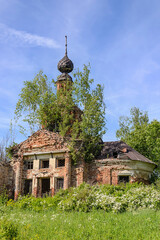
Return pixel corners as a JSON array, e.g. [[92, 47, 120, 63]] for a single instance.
[[86, 160, 132, 186], [0, 162, 13, 197]]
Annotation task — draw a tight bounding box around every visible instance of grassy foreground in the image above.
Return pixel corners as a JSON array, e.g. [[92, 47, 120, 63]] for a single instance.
[[0, 208, 160, 240], [1, 183, 160, 239]]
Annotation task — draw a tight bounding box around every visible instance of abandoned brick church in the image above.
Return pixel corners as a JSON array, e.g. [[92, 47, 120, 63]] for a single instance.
[[0, 37, 156, 199]]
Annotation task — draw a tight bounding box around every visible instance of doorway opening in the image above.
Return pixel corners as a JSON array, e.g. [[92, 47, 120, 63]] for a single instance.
[[24, 179, 32, 195], [42, 178, 50, 196]]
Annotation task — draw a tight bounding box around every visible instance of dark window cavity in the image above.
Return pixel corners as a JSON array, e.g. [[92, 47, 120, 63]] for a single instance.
[[118, 176, 129, 184], [113, 152, 118, 158], [57, 178, 64, 190], [57, 158, 65, 167], [41, 160, 49, 168]]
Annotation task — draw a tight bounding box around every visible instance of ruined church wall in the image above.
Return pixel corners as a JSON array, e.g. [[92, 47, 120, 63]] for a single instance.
[[9, 129, 156, 198], [86, 159, 155, 185], [0, 162, 14, 196]]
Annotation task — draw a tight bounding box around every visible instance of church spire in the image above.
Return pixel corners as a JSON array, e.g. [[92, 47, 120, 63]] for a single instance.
[[65, 35, 67, 56], [57, 36, 73, 74], [56, 36, 74, 90], [56, 36, 74, 89]]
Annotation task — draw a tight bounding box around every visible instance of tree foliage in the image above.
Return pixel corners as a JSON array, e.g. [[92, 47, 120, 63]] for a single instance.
[[116, 107, 160, 164], [15, 65, 106, 163], [15, 71, 54, 134]]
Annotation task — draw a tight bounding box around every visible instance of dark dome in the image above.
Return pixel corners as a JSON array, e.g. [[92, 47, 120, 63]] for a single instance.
[[57, 55, 74, 73], [57, 73, 73, 82]]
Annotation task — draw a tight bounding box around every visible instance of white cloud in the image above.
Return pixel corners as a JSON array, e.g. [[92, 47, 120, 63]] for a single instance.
[[0, 23, 60, 48]]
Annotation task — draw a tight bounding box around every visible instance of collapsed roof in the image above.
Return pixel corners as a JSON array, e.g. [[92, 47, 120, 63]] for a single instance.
[[99, 141, 156, 165]]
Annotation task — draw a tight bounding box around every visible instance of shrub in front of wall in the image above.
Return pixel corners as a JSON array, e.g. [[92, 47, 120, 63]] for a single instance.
[[0, 219, 19, 240], [58, 183, 160, 213], [5, 183, 160, 213], [7, 193, 66, 212], [0, 189, 8, 206]]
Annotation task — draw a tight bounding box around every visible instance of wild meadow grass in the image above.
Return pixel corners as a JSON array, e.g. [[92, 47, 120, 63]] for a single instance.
[[0, 207, 160, 239], [1, 183, 160, 239]]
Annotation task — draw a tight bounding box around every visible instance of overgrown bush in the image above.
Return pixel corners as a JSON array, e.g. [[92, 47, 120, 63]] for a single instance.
[[57, 183, 160, 213], [3, 183, 160, 213], [0, 190, 8, 206], [0, 219, 18, 240]]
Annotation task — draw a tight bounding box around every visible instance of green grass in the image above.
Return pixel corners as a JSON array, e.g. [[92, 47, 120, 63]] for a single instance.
[[1, 207, 160, 239], [1, 183, 160, 239]]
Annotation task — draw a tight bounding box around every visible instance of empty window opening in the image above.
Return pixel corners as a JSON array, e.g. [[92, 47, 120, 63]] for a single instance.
[[24, 179, 32, 195], [118, 176, 129, 184], [113, 152, 118, 158], [25, 161, 33, 169], [57, 178, 64, 190], [57, 159, 65, 167], [42, 178, 50, 195], [41, 159, 49, 168]]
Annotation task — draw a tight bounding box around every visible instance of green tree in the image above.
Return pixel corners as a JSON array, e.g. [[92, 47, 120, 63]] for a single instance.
[[116, 107, 160, 164], [15, 70, 55, 135], [70, 65, 106, 162], [15, 65, 106, 163]]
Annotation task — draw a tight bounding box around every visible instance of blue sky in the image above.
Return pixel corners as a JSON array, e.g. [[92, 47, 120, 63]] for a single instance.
[[0, 0, 160, 143]]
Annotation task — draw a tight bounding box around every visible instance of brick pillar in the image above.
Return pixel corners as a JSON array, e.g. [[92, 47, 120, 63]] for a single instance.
[[112, 170, 118, 185], [32, 176, 38, 197], [38, 178, 42, 197], [102, 167, 111, 185], [64, 153, 71, 190], [14, 160, 21, 200], [76, 160, 85, 186], [50, 176, 55, 196], [109, 168, 113, 185]]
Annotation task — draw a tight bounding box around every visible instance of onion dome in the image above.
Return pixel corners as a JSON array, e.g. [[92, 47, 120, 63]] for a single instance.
[[57, 36, 74, 81], [58, 55, 74, 73]]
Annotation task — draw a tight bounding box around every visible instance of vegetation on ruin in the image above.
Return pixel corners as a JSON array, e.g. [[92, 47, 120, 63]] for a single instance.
[[116, 107, 160, 166], [14, 65, 106, 163], [1, 183, 160, 239]]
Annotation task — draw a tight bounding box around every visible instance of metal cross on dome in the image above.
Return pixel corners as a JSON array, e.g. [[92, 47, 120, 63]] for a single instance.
[[65, 35, 67, 56]]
